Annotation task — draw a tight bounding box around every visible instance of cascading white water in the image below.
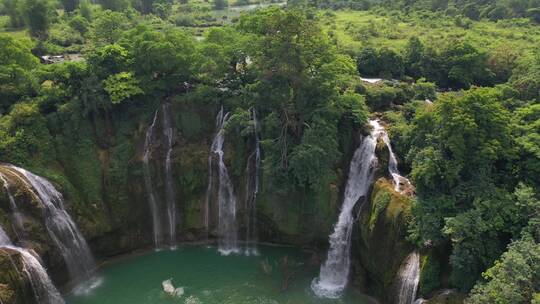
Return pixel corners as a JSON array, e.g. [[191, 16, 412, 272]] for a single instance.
[[371, 120, 412, 193], [396, 251, 421, 304], [245, 108, 261, 256], [312, 119, 381, 298], [0, 173, 25, 238], [6, 165, 96, 284], [313, 119, 414, 298], [143, 109, 163, 249], [0, 226, 65, 304], [162, 103, 177, 248], [208, 107, 239, 255], [143, 104, 179, 249]]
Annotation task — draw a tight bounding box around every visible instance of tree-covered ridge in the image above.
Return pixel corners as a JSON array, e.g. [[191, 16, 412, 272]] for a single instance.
[[0, 0, 539, 302]]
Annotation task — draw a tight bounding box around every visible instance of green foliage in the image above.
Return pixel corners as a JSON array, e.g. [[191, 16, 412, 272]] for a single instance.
[[369, 190, 390, 231], [468, 213, 540, 304], [0, 35, 37, 113], [410, 88, 512, 196], [0, 101, 55, 166], [412, 78, 436, 101], [89, 10, 130, 46], [419, 253, 441, 296], [87, 43, 130, 77], [68, 15, 89, 34], [60, 0, 78, 12], [238, 8, 365, 190], [3, 0, 25, 28], [357, 47, 404, 79], [514, 103, 540, 189], [22, 0, 50, 39], [511, 51, 540, 101], [78, 0, 92, 20], [290, 114, 340, 188], [151, 0, 172, 19], [121, 26, 197, 92], [103, 71, 143, 104]]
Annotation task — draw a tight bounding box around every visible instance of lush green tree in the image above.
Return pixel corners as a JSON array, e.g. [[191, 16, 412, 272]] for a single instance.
[[378, 47, 404, 79], [87, 44, 130, 77], [3, 0, 25, 28], [404, 36, 425, 79], [103, 71, 143, 104], [68, 15, 89, 34], [22, 0, 50, 39], [151, 0, 172, 19], [238, 8, 366, 189], [357, 47, 380, 77], [412, 78, 436, 100], [514, 104, 540, 189], [89, 10, 130, 46], [488, 44, 520, 83], [468, 185, 540, 303], [122, 26, 197, 92], [432, 41, 494, 88], [409, 88, 513, 241], [0, 36, 38, 113], [510, 52, 540, 101], [79, 0, 92, 20]]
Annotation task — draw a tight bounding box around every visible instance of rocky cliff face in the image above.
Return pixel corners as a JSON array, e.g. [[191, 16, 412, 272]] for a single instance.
[[0, 96, 416, 303], [353, 178, 414, 302]]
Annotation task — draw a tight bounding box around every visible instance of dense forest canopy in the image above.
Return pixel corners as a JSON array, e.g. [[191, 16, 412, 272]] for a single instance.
[[0, 0, 538, 301]]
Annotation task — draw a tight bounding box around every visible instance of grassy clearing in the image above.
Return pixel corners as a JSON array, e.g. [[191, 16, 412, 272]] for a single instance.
[[323, 10, 540, 56]]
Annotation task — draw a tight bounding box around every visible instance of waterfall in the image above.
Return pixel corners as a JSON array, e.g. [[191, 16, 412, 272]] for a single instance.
[[208, 107, 239, 255], [245, 108, 261, 256], [143, 103, 179, 249], [312, 119, 380, 298], [396, 251, 421, 304], [5, 165, 96, 284], [312, 119, 415, 298], [0, 225, 10, 245], [371, 120, 412, 193], [143, 109, 163, 249], [0, 226, 65, 304], [162, 103, 177, 248], [0, 173, 25, 238]]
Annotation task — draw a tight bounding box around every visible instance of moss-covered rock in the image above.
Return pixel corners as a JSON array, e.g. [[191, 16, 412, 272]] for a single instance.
[[354, 177, 413, 303], [0, 248, 34, 304]]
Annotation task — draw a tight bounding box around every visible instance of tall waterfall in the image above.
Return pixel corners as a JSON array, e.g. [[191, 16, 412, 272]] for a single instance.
[[143, 108, 163, 248], [245, 108, 261, 255], [371, 120, 412, 193], [312, 119, 381, 298], [143, 103, 178, 249], [162, 103, 177, 248], [6, 165, 96, 283], [396, 251, 421, 304], [207, 107, 239, 255], [0, 226, 65, 304]]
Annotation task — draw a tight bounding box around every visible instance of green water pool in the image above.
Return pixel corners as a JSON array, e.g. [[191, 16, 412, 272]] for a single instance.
[[66, 245, 376, 304]]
